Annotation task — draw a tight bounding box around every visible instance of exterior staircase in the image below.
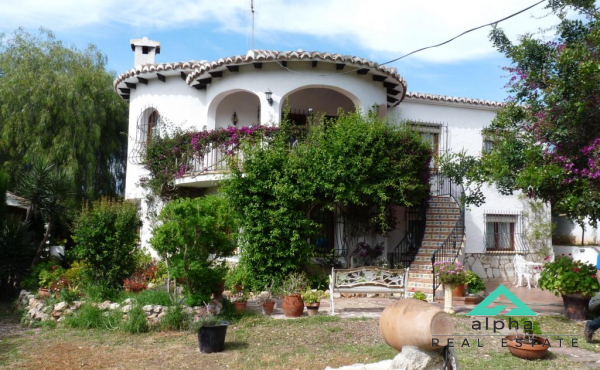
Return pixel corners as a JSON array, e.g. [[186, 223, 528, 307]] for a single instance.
[[407, 195, 463, 300]]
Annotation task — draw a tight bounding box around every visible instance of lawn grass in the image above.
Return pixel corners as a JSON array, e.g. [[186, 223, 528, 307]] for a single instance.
[[1, 313, 599, 370]]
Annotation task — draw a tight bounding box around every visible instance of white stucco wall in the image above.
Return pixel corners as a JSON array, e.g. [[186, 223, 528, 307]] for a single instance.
[[553, 216, 600, 245]]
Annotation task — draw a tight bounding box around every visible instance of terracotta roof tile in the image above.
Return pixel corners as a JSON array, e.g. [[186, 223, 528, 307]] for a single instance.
[[405, 92, 504, 108], [113, 50, 406, 103]]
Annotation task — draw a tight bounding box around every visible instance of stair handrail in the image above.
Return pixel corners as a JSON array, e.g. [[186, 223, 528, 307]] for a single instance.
[[387, 201, 428, 269], [429, 172, 465, 299]]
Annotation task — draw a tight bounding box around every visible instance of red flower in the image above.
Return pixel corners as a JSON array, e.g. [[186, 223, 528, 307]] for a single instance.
[[50, 270, 53, 274], [561, 253, 565, 256], [568, 253, 572, 256], [592, 275, 597, 279], [411, 287, 416, 291], [574, 268, 580, 273], [544, 256, 550, 261], [52, 266, 56, 269]]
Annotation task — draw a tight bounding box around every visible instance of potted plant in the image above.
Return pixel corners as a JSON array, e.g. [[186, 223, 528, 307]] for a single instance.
[[537, 256, 600, 320], [232, 291, 249, 313], [505, 318, 550, 360], [464, 270, 486, 305], [281, 272, 309, 317], [38, 265, 64, 299], [255, 282, 279, 315], [225, 264, 247, 293], [196, 315, 230, 354], [301, 290, 328, 316], [433, 261, 468, 314]]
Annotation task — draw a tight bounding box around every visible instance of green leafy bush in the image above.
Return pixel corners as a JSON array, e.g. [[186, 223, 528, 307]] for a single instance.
[[225, 264, 249, 291], [466, 270, 486, 294], [150, 195, 237, 306], [538, 256, 600, 297], [71, 198, 141, 292], [1, 216, 36, 293]]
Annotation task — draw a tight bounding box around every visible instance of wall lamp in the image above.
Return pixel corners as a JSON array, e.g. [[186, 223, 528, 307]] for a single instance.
[[265, 90, 273, 106]]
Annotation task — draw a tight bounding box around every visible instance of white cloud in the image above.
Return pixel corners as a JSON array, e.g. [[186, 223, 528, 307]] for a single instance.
[[0, 0, 562, 63]]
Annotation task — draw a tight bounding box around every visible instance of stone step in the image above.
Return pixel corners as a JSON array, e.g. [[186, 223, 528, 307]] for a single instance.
[[424, 227, 455, 233], [425, 214, 460, 221], [429, 196, 453, 202], [425, 220, 460, 227], [426, 208, 461, 214], [422, 234, 452, 241], [428, 202, 460, 209]]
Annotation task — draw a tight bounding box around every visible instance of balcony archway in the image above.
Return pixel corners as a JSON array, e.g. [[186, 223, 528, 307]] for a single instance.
[[280, 85, 360, 125], [207, 89, 261, 129]]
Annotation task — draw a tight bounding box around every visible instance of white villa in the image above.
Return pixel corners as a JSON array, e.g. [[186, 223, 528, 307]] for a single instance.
[[114, 37, 595, 297]]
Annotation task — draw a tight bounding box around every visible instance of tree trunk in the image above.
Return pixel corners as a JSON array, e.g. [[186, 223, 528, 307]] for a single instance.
[[32, 217, 52, 266]]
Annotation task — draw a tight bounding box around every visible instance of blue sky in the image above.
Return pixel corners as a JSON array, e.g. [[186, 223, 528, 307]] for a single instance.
[[0, 0, 563, 102]]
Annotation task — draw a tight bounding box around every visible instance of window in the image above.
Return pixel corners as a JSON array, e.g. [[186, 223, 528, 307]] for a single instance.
[[142, 46, 149, 55], [410, 123, 441, 170], [484, 213, 525, 251], [310, 205, 335, 255], [482, 131, 494, 154], [147, 111, 159, 143]]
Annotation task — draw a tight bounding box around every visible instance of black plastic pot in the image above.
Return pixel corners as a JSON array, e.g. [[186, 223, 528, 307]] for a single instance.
[[198, 321, 229, 353]]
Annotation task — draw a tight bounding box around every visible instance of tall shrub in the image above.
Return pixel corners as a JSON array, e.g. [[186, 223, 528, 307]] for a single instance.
[[150, 195, 237, 306], [224, 112, 431, 289], [72, 198, 141, 290]]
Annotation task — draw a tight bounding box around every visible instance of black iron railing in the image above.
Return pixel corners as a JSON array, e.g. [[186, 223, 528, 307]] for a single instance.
[[430, 172, 465, 299], [387, 202, 428, 268]]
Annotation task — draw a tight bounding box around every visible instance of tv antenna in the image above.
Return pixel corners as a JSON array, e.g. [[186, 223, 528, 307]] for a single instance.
[[251, 0, 255, 50]]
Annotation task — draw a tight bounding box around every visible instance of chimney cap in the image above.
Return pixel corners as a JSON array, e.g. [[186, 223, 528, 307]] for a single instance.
[[130, 37, 161, 54]]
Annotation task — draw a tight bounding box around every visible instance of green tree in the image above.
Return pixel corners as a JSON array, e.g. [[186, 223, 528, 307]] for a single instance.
[[71, 198, 141, 292], [0, 28, 128, 200], [17, 160, 74, 265], [150, 196, 237, 306], [444, 0, 600, 225]]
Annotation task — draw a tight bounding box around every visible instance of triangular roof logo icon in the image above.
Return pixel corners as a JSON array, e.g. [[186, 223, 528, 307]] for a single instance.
[[467, 284, 537, 316]]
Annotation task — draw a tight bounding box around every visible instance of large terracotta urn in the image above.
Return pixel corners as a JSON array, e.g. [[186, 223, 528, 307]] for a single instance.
[[379, 298, 454, 351], [282, 294, 304, 317]]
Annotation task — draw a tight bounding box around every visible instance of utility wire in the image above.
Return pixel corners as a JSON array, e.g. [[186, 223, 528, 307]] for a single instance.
[[275, 0, 547, 77]]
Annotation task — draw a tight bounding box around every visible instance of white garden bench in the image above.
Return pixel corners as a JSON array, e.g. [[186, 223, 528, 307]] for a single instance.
[[329, 267, 409, 315]]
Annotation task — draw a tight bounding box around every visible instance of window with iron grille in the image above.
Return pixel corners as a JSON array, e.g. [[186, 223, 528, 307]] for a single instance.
[[484, 212, 527, 252], [409, 123, 442, 170]]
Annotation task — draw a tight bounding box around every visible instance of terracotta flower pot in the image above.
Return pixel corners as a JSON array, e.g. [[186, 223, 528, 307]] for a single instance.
[[306, 302, 320, 317], [505, 335, 550, 360], [282, 294, 304, 317], [38, 288, 50, 299], [452, 284, 465, 297], [562, 293, 591, 321], [262, 301, 275, 315], [234, 301, 247, 313]]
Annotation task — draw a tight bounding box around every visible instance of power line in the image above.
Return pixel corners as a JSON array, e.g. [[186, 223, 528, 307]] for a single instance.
[[275, 0, 547, 77]]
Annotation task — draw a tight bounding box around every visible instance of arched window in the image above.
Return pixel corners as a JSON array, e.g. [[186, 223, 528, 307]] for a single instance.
[[130, 107, 161, 164], [146, 110, 160, 143]]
